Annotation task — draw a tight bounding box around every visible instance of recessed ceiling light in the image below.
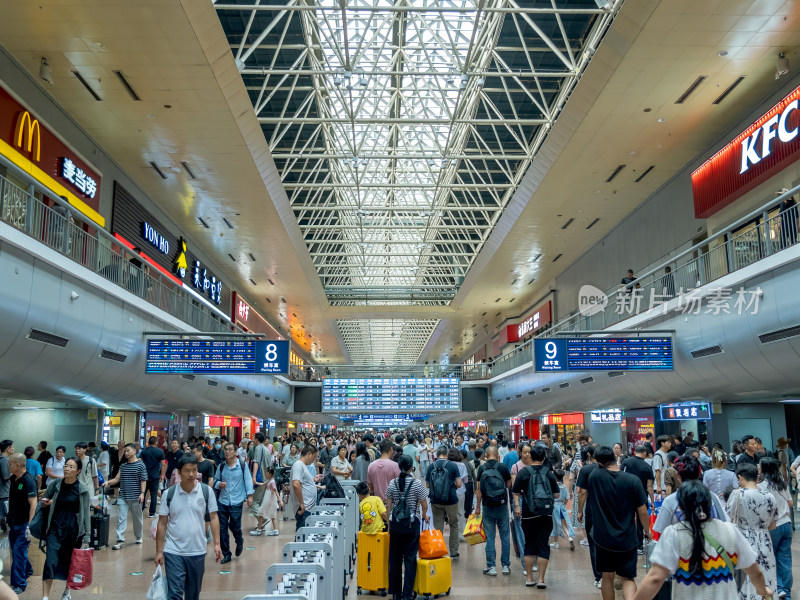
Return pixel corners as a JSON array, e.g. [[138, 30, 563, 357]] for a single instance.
[[628, 150, 637, 155], [92, 41, 106, 49], [718, 50, 728, 57], [145, 113, 156, 119], [657, 118, 666, 123]]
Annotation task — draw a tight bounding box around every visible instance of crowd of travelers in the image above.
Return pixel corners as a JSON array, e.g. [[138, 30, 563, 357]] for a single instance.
[[0, 427, 794, 600]]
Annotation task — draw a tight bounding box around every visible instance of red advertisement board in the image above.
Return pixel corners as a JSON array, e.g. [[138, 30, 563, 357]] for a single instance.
[[207, 415, 242, 427], [506, 300, 552, 343], [692, 84, 800, 218]]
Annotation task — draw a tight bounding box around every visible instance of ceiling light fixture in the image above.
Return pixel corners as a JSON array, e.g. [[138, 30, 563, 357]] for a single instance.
[[594, 0, 611, 8]]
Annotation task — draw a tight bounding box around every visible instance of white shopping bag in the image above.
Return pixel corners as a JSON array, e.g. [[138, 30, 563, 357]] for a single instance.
[[146, 565, 168, 600]]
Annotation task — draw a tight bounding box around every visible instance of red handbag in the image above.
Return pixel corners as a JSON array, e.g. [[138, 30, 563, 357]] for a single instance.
[[66, 548, 93, 590]]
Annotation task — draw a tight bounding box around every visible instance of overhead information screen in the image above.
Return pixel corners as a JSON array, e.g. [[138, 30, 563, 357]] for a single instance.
[[338, 414, 429, 428], [146, 339, 289, 374], [323, 378, 459, 412], [534, 337, 673, 372]]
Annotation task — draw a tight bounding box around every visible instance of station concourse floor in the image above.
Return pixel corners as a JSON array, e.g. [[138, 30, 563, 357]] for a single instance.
[[9, 500, 800, 599]]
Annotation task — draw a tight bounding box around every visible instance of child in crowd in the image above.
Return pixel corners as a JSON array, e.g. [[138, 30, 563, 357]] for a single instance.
[[250, 465, 282, 536], [356, 481, 388, 534], [664, 451, 680, 496], [549, 469, 575, 550]]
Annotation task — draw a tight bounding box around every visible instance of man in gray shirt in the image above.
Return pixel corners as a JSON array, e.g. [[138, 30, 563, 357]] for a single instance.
[[292, 445, 321, 530], [0, 440, 15, 531]]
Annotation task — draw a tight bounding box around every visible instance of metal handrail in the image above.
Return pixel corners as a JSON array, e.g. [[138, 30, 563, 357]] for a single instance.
[[543, 184, 800, 336], [287, 361, 495, 381], [0, 172, 241, 334]]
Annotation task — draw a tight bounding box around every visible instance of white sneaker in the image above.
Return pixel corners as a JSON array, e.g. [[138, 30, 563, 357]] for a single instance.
[[532, 564, 538, 572], [249, 529, 263, 536], [61, 591, 71, 600], [595, 580, 602, 589], [112, 541, 125, 550], [482, 567, 497, 576], [501, 565, 510, 575], [580, 538, 590, 546], [549, 542, 559, 548], [135, 538, 143, 544], [267, 529, 280, 536], [522, 569, 527, 576]]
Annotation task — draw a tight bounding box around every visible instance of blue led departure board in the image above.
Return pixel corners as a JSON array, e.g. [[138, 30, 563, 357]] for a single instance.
[[146, 339, 289, 374], [323, 378, 459, 412], [534, 337, 673, 372]]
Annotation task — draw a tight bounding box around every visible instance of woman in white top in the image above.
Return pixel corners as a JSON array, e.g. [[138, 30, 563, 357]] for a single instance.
[[45, 445, 67, 485], [758, 457, 793, 600], [703, 449, 738, 498], [97, 441, 111, 482], [633, 480, 771, 600], [418, 437, 432, 479], [330, 444, 353, 482]]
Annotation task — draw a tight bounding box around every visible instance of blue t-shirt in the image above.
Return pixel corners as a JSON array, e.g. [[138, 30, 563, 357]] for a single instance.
[[502, 451, 519, 469], [26, 458, 43, 480]]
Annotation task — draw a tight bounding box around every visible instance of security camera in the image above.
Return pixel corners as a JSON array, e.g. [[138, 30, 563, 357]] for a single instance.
[[776, 53, 790, 80], [39, 57, 54, 85]]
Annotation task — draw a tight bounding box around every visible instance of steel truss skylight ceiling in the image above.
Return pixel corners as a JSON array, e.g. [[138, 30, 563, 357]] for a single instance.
[[337, 318, 440, 364], [215, 0, 618, 360]]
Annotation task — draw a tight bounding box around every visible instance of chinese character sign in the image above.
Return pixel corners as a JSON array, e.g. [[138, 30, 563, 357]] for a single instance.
[[60, 157, 98, 198]]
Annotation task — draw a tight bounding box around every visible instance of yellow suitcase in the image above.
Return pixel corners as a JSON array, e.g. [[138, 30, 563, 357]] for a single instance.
[[414, 556, 451, 599], [357, 531, 389, 596]]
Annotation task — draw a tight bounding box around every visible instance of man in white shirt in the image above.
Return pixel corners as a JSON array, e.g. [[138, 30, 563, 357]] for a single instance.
[[292, 445, 321, 530], [156, 454, 220, 600], [651, 435, 673, 496]]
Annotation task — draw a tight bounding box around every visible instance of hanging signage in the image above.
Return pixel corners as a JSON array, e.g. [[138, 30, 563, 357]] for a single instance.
[[111, 182, 231, 314], [146, 339, 290, 375], [692, 84, 800, 218], [534, 337, 673, 372], [658, 402, 711, 421], [541, 412, 584, 426], [231, 291, 281, 337], [590, 409, 623, 424], [506, 301, 552, 343], [0, 84, 104, 225], [207, 415, 242, 428]]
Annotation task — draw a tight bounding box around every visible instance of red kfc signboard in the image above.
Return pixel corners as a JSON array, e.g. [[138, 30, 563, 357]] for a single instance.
[[692, 84, 800, 218]]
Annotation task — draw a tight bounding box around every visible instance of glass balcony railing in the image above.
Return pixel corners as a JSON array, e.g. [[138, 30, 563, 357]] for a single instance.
[[287, 362, 495, 382], [0, 173, 237, 334], [544, 185, 800, 337]]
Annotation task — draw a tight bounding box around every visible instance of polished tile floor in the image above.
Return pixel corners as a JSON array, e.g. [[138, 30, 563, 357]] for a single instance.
[[5, 502, 800, 599]]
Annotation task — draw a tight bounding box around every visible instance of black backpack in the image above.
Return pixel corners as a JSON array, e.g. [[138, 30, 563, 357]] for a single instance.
[[321, 471, 345, 499], [523, 466, 554, 517], [390, 479, 415, 534], [479, 464, 506, 506], [429, 460, 452, 504]]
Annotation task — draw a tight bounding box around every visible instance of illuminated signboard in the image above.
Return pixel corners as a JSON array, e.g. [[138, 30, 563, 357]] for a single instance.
[[207, 415, 242, 427], [60, 157, 98, 199], [541, 413, 584, 426], [691, 84, 800, 218], [534, 337, 673, 372], [658, 402, 711, 421], [230, 292, 281, 337], [506, 301, 552, 343], [590, 409, 623, 424], [322, 378, 460, 412], [142, 222, 170, 255], [146, 339, 289, 374]]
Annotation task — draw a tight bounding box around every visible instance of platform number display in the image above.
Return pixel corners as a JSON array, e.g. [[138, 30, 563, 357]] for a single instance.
[[534, 337, 673, 372], [534, 339, 567, 372], [255, 340, 289, 374]]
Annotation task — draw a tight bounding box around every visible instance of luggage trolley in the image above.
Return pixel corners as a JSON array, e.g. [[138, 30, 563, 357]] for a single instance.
[[307, 507, 351, 568], [265, 563, 325, 600], [321, 491, 359, 566], [281, 541, 334, 600], [297, 525, 346, 600]]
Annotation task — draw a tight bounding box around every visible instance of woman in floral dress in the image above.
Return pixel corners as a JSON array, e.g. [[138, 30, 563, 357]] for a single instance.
[[727, 463, 777, 600]]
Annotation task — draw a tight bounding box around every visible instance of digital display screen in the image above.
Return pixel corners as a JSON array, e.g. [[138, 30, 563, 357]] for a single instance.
[[534, 337, 673, 372], [338, 414, 430, 428], [146, 339, 289, 374], [322, 378, 460, 412], [659, 403, 711, 421]]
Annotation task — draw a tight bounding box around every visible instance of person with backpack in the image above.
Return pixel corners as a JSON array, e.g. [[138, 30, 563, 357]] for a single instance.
[[586, 446, 650, 600], [540, 432, 563, 471], [385, 455, 430, 600], [155, 453, 221, 600], [512, 444, 559, 588], [213, 442, 254, 564], [425, 445, 463, 559], [474, 445, 512, 576]]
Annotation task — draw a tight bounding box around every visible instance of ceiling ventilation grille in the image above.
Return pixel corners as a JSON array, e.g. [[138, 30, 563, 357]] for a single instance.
[[585, 218, 600, 230], [226, 385, 236, 392], [606, 164, 626, 182], [149, 161, 167, 180], [197, 217, 209, 229], [581, 376, 594, 384], [634, 165, 655, 183], [561, 218, 574, 230], [713, 76, 746, 105], [73, 71, 102, 101], [690, 345, 723, 359], [180, 161, 197, 179], [181, 374, 195, 381], [113, 70, 141, 101], [675, 75, 706, 104], [207, 380, 218, 387], [758, 324, 800, 344], [527, 390, 536, 396], [608, 371, 625, 378], [559, 382, 570, 388], [100, 349, 127, 363], [541, 387, 551, 393], [27, 329, 69, 347]]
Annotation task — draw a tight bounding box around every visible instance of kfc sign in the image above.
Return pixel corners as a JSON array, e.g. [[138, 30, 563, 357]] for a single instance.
[[692, 84, 800, 218]]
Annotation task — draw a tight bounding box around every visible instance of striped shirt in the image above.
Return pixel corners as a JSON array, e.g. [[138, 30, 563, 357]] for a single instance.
[[119, 460, 147, 500], [385, 475, 428, 521]]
